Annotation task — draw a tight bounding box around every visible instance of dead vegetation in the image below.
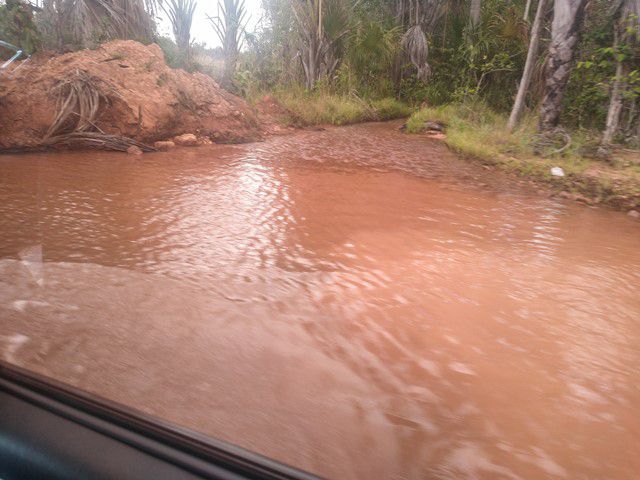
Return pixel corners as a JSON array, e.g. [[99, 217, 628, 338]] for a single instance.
[[41, 131, 156, 151], [40, 69, 155, 152]]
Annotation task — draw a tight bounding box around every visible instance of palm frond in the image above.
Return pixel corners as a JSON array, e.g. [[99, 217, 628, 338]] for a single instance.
[[401, 24, 430, 81]]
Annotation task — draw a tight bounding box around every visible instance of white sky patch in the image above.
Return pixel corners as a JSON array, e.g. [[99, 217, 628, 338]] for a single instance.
[[155, 0, 265, 49]]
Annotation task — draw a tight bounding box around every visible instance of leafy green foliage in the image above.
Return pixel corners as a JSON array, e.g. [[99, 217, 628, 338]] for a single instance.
[[0, 0, 40, 55], [563, 0, 640, 130], [337, 19, 400, 97], [423, 0, 527, 110]]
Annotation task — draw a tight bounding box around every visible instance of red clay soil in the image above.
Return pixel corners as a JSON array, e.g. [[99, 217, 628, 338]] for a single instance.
[[253, 95, 303, 135], [0, 40, 262, 150]]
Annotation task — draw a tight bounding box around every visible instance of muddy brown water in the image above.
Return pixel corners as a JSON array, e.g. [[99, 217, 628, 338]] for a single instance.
[[1, 122, 639, 479]]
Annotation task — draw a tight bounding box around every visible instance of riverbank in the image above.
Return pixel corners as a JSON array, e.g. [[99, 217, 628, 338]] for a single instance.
[[254, 94, 640, 213], [405, 103, 640, 213], [0, 40, 262, 152], [2, 38, 638, 215], [249, 90, 412, 127]]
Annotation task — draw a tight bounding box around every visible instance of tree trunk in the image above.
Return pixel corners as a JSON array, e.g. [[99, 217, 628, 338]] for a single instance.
[[222, 51, 238, 88], [601, 30, 627, 147], [301, 33, 322, 90], [470, 0, 481, 27], [625, 97, 638, 143], [523, 0, 534, 20], [600, 0, 640, 147], [538, 0, 587, 131], [508, 0, 547, 131], [224, 0, 243, 89]]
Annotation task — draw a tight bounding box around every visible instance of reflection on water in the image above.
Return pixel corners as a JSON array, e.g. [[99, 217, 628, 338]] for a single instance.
[[1, 122, 640, 479]]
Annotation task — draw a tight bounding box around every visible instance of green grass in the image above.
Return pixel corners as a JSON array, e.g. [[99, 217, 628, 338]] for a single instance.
[[405, 102, 640, 209], [405, 102, 588, 173], [268, 89, 412, 126]]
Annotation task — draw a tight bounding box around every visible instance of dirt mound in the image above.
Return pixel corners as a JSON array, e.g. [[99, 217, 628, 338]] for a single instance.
[[254, 95, 301, 133], [0, 40, 261, 150]]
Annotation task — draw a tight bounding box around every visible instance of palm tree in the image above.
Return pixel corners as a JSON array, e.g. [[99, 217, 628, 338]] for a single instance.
[[208, 0, 249, 88], [292, 0, 349, 89], [162, 0, 197, 55]]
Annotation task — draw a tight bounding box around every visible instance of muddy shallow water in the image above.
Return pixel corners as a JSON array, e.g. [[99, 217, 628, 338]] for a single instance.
[[1, 122, 639, 479]]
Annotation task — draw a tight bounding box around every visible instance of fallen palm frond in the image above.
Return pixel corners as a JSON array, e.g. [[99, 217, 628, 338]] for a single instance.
[[44, 69, 111, 139], [41, 132, 155, 151], [42, 69, 155, 152], [401, 25, 430, 82], [161, 0, 197, 53]]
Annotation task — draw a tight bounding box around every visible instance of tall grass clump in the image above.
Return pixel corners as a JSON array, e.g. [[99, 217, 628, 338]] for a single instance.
[[273, 89, 411, 126]]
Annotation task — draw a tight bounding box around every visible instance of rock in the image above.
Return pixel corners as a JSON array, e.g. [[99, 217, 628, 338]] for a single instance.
[[558, 191, 573, 199], [574, 194, 592, 205], [154, 140, 175, 151], [173, 133, 198, 146], [425, 131, 446, 140], [628, 210, 640, 219], [126, 145, 143, 155], [424, 121, 445, 132], [550, 167, 565, 177]]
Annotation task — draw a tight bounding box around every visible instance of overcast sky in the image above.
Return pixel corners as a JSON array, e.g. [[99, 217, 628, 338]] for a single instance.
[[155, 0, 265, 49]]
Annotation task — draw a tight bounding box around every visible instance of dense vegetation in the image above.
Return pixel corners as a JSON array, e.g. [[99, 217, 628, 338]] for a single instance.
[[241, 0, 639, 150], [1, 0, 639, 158]]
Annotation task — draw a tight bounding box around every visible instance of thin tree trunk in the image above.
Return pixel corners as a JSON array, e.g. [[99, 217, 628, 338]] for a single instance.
[[626, 97, 637, 138], [222, 50, 238, 87], [470, 0, 481, 27], [508, 0, 547, 131], [601, 30, 627, 147], [318, 0, 322, 38], [523, 0, 534, 20], [627, 97, 636, 128], [538, 0, 587, 131]]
